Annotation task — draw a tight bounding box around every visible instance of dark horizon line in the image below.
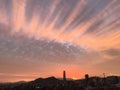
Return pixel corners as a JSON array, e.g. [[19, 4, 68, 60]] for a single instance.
[[0, 75, 120, 84]]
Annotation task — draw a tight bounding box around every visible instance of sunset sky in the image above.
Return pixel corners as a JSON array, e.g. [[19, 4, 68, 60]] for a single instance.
[[0, 0, 120, 82]]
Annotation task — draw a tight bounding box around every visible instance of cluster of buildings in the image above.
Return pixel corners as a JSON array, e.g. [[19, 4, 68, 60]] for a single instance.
[[0, 70, 120, 90], [62, 70, 120, 90]]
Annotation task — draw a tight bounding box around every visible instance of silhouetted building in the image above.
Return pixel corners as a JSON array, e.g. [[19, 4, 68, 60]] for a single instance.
[[85, 74, 89, 80], [63, 70, 66, 81], [85, 74, 89, 86]]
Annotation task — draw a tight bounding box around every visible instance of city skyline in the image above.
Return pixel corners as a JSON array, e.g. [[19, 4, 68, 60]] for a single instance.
[[0, 0, 120, 82]]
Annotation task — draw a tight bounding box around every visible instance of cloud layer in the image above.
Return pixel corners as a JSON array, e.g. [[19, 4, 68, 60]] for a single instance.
[[0, 0, 120, 82]]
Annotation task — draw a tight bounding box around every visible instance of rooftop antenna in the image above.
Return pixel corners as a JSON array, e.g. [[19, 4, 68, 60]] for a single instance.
[[103, 73, 105, 78]]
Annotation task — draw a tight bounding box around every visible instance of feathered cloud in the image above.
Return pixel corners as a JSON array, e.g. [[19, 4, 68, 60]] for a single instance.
[[0, 0, 120, 82]]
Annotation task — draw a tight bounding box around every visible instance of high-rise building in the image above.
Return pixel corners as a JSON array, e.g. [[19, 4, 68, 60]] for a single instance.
[[85, 74, 89, 80], [63, 70, 66, 81]]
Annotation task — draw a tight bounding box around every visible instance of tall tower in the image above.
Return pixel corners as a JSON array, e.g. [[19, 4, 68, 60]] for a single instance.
[[63, 70, 66, 81]]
